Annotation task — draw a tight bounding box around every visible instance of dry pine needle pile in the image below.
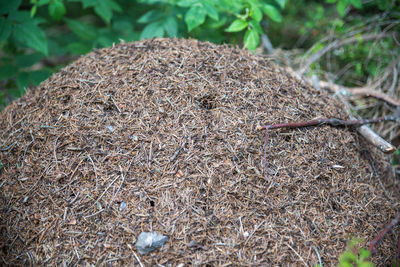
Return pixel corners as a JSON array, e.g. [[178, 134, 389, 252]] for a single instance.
[[0, 38, 399, 266]]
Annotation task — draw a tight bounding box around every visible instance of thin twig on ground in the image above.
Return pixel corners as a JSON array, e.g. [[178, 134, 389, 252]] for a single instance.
[[259, 115, 398, 174], [368, 212, 400, 254], [258, 116, 398, 131]]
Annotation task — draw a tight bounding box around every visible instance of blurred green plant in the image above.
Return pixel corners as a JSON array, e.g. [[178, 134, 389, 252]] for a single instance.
[[314, 238, 374, 267], [279, 0, 399, 87], [392, 149, 400, 166], [0, 0, 286, 108], [338, 238, 374, 267], [1, 0, 398, 108]]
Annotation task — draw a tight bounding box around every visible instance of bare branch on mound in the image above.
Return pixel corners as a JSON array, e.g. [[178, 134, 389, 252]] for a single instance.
[[356, 124, 397, 153], [368, 212, 400, 254], [259, 115, 397, 154], [299, 74, 397, 154], [258, 115, 398, 176], [335, 91, 397, 154], [259, 116, 398, 130]]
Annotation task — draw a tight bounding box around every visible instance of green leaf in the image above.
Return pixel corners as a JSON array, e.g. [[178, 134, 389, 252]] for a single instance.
[[359, 248, 371, 260], [366, 64, 378, 77], [112, 19, 133, 33], [206, 15, 227, 29], [377, 0, 390, 10], [0, 18, 12, 43], [16, 53, 43, 68], [184, 5, 206, 32], [355, 62, 362, 75], [38, 0, 51, 6], [348, 238, 363, 248], [251, 6, 263, 22], [96, 30, 118, 47], [140, 21, 164, 39], [311, 43, 324, 53], [249, 20, 263, 34], [339, 251, 357, 263], [94, 0, 121, 24], [65, 18, 97, 40], [8, 11, 31, 23], [31, 5, 37, 17], [225, 19, 248, 32], [69, 0, 96, 8], [339, 262, 353, 267], [124, 32, 140, 42], [261, 4, 282, 22], [358, 262, 374, 267], [243, 29, 260, 50], [337, 0, 348, 16], [48, 0, 66, 21], [350, 0, 362, 8], [103, 0, 121, 12], [29, 70, 51, 85], [0, 65, 18, 81], [137, 10, 164, 23], [177, 0, 199, 7], [326, 0, 337, 3], [13, 22, 48, 55], [0, 0, 21, 15], [274, 0, 286, 8], [163, 16, 178, 37], [67, 42, 92, 54], [203, 2, 219, 21], [94, 5, 112, 24], [16, 72, 30, 91]]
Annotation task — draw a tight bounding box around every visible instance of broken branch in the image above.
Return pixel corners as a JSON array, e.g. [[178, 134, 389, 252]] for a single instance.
[[258, 115, 397, 172], [258, 116, 398, 131], [301, 74, 397, 153], [318, 80, 400, 107]]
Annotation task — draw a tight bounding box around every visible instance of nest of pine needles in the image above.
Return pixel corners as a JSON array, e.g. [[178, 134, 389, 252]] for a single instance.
[[0, 38, 399, 266]]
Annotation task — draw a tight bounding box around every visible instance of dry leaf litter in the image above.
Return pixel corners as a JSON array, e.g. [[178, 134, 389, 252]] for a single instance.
[[0, 38, 399, 266]]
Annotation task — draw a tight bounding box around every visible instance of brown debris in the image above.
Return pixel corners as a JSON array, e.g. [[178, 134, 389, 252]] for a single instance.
[[0, 38, 399, 266], [319, 80, 400, 107]]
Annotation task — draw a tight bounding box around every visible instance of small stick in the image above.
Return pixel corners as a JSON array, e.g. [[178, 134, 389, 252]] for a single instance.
[[258, 116, 398, 130], [368, 212, 400, 254], [258, 115, 398, 175], [357, 124, 396, 154]]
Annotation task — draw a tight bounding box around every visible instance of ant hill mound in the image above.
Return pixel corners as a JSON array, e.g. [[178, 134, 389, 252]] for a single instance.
[[1, 38, 399, 266]]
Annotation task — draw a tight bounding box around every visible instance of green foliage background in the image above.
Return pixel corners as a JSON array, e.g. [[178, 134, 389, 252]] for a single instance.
[[0, 0, 286, 107], [0, 0, 398, 108]]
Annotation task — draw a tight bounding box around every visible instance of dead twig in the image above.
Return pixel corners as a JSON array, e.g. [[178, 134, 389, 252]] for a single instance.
[[258, 116, 398, 131], [258, 115, 398, 173], [301, 74, 397, 153], [318, 80, 400, 107], [286, 243, 309, 267], [349, 87, 400, 106], [368, 212, 400, 254]]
